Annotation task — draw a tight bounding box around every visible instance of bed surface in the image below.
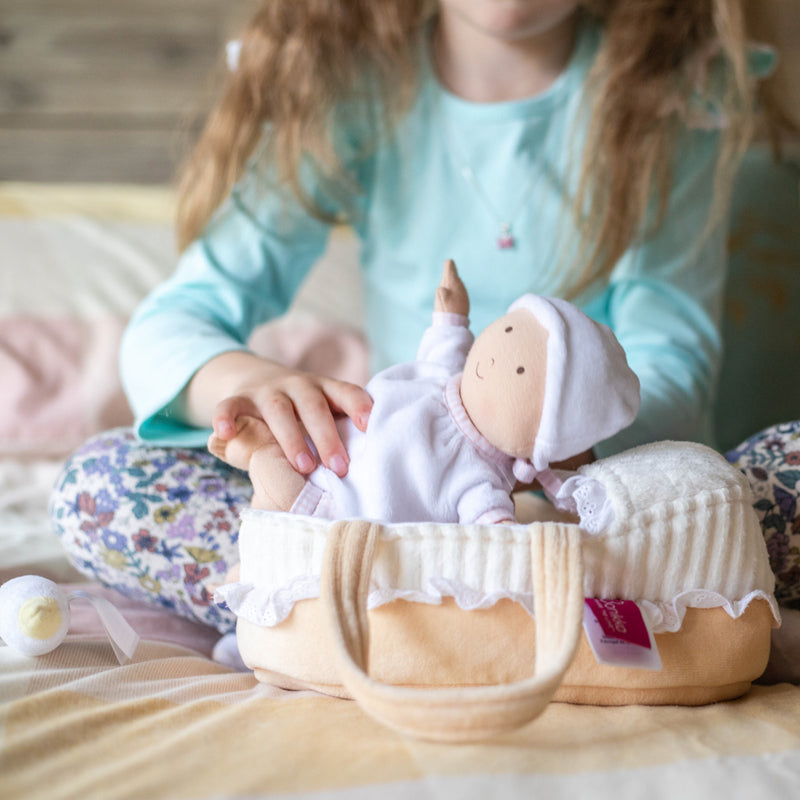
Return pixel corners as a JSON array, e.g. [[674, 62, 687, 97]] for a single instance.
[[3, 642, 800, 800], [1, 182, 800, 799]]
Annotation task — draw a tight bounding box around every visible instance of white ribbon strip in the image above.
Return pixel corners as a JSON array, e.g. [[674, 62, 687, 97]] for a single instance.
[[69, 591, 140, 664]]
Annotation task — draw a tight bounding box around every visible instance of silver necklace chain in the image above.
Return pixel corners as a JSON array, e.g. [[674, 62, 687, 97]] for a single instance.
[[456, 162, 539, 249], [439, 102, 548, 251]]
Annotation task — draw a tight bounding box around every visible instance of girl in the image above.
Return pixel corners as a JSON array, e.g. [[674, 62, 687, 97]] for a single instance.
[[51, 0, 795, 633]]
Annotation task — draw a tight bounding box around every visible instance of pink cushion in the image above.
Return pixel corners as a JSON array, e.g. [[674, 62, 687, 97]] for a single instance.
[[0, 316, 132, 455]]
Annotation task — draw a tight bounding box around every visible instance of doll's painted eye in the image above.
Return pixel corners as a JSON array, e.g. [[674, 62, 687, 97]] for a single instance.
[[516, 366, 525, 374], [505, 326, 512, 332]]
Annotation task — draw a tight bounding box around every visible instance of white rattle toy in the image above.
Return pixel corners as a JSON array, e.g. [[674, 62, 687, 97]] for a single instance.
[[0, 575, 139, 663]]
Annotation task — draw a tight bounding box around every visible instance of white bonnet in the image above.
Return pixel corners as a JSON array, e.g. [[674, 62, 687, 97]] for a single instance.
[[507, 295, 641, 477]]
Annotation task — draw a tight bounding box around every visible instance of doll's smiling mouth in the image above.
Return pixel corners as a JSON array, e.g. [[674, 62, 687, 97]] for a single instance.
[[474, 358, 494, 380]]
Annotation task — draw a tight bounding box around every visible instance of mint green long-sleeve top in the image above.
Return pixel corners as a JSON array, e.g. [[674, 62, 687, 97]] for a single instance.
[[120, 20, 738, 456]]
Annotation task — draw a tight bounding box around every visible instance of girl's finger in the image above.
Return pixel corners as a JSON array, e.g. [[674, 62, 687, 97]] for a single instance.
[[258, 392, 318, 475], [289, 385, 350, 477], [320, 378, 373, 432], [211, 395, 261, 439]]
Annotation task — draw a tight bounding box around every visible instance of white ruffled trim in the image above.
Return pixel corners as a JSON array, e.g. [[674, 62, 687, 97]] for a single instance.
[[546, 473, 614, 534], [639, 589, 781, 632], [217, 575, 321, 628], [216, 576, 780, 634]]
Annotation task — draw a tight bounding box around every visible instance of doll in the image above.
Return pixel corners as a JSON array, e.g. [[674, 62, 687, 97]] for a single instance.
[[208, 260, 640, 524]]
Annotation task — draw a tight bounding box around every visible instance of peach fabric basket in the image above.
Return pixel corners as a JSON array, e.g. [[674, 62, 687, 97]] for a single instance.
[[217, 442, 779, 743]]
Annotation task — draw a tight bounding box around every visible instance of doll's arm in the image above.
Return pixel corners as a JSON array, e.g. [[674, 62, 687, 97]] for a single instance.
[[457, 480, 517, 525], [416, 260, 474, 371], [434, 259, 469, 317]]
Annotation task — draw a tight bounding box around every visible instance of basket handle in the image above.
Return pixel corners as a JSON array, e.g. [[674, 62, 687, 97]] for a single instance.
[[321, 519, 584, 743]]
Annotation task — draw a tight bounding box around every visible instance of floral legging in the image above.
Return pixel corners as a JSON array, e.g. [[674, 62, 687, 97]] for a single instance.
[[50, 429, 250, 632], [50, 421, 800, 633]]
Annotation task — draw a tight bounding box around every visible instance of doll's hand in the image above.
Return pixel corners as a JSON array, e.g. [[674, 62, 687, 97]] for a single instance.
[[435, 259, 470, 317], [551, 449, 595, 472], [514, 449, 596, 492], [188, 351, 372, 478]]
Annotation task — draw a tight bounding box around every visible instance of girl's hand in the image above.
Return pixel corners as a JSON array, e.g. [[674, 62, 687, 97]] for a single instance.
[[187, 351, 372, 477]]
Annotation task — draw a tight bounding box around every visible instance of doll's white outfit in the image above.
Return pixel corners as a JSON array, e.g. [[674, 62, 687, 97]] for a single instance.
[[289, 297, 640, 524], [290, 312, 519, 524]]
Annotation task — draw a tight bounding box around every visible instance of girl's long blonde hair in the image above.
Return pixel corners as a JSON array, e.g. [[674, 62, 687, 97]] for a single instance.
[[176, 0, 791, 294]]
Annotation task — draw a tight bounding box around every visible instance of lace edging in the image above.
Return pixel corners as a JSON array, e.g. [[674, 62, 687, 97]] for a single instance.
[[546, 474, 614, 534], [215, 576, 321, 628], [639, 589, 781, 632], [216, 577, 780, 632]]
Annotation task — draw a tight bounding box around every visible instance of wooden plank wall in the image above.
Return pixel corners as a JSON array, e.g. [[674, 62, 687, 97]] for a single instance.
[[0, 0, 257, 183]]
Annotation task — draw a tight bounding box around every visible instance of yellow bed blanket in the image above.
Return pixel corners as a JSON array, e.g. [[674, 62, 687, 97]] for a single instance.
[[2, 637, 800, 800]]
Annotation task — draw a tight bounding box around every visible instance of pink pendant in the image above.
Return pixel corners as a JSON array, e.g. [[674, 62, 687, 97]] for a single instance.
[[497, 224, 514, 249]]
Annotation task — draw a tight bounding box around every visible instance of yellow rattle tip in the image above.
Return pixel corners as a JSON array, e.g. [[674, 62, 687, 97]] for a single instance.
[[18, 596, 64, 641]]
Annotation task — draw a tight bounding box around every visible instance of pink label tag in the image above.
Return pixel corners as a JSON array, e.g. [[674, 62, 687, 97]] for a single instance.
[[583, 599, 662, 671], [585, 599, 651, 649]]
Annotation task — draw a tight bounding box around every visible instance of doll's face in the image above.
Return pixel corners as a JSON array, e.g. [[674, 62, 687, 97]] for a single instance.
[[460, 308, 548, 458]]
